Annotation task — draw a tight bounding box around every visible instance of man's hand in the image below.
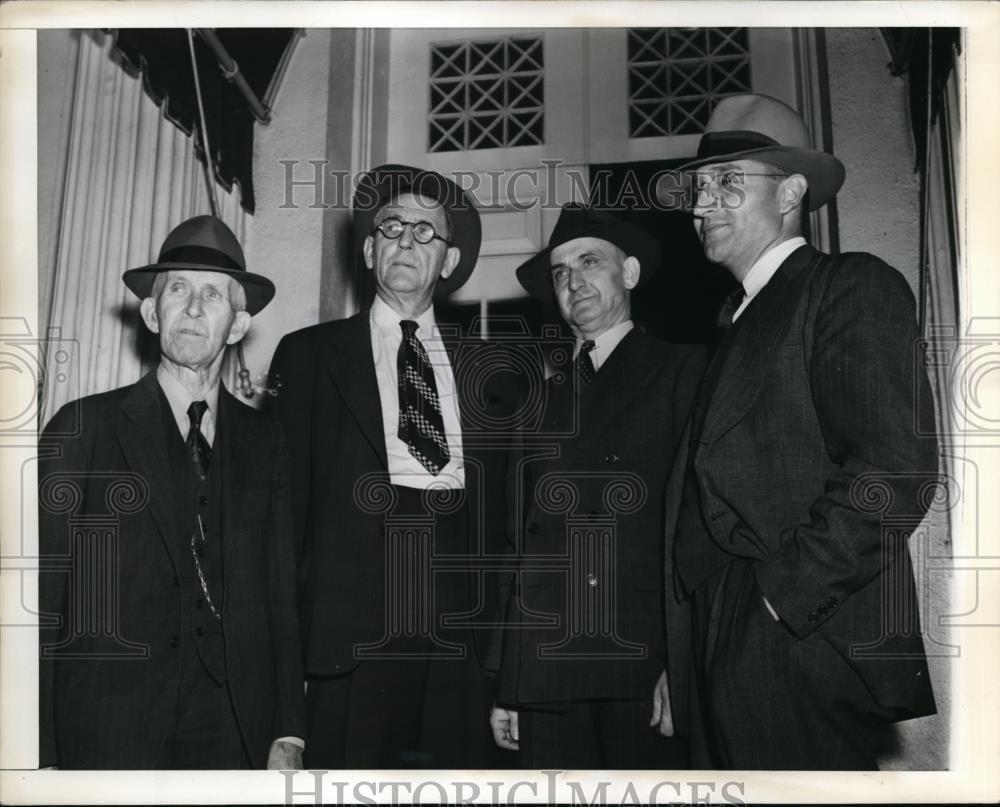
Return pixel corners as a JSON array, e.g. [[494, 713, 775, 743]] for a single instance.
[[266, 739, 303, 770], [650, 670, 675, 737], [489, 704, 520, 751]]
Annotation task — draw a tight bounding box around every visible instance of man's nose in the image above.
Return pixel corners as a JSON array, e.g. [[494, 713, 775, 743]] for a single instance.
[[185, 292, 204, 316], [397, 222, 415, 248], [567, 266, 584, 289]]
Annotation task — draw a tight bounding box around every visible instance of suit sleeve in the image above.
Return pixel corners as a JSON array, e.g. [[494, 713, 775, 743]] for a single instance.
[[266, 333, 316, 567], [754, 255, 939, 638], [37, 401, 88, 768], [265, 424, 307, 740]]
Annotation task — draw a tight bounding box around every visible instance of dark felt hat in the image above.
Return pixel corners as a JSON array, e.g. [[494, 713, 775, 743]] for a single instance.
[[122, 215, 275, 315], [656, 93, 846, 211], [353, 164, 482, 298], [515, 204, 660, 301]]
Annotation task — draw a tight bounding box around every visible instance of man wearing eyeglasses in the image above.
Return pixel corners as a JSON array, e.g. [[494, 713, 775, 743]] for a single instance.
[[654, 95, 939, 769], [268, 164, 515, 769]]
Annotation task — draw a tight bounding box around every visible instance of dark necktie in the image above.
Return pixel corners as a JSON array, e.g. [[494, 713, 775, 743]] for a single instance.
[[397, 320, 450, 475], [717, 286, 747, 329], [186, 400, 211, 482], [576, 339, 597, 392]]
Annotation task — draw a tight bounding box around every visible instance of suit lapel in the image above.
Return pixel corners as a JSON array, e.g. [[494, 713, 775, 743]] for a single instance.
[[701, 245, 822, 445], [116, 371, 181, 568], [583, 328, 659, 426], [321, 311, 388, 468]]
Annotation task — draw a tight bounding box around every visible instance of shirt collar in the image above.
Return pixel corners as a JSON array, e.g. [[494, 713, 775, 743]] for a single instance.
[[579, 320, 634, 371], [371, 294, 437, 340], [741, 236, 807, 300], [156, 364, 219, 433]]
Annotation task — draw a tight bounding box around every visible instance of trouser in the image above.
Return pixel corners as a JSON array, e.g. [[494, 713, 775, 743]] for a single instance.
[[689, 558, 893, 770], [515, 699, 690, 770], [170, 646, 249, 769], [304, 485, 504, 769]]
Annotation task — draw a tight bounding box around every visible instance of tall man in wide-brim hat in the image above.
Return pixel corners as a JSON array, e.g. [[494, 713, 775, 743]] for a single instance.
[[656, 94, 939, 769], [39, 215, 305, 769], [268, 164, 522, 768], [488, 204, 705, 768]]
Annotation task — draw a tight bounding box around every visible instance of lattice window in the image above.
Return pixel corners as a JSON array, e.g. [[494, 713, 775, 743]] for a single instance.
[[428, 36, 544, 152], [627, 28, 751, 138]]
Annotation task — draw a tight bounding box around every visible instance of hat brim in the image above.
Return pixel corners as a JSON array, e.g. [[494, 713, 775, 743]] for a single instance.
[[661, 146, 845, 211], [516, 221, 660, 302], [122, 263, 276, 316], [353, 165, 482, 299]]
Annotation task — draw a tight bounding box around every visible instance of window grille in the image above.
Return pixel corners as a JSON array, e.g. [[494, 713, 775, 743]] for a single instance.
[[627, 28, 751, 138], [428, 36, 544, 152]]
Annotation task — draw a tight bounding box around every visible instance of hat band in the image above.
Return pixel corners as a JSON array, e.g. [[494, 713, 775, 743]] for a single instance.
[[158, 244, 244, 272], [696, 130, 781, 160]]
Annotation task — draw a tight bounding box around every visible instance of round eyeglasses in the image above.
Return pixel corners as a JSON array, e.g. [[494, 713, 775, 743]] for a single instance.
[[372, 217, 451, 246]]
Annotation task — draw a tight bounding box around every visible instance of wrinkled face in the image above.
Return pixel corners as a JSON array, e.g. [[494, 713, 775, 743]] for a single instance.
[[140, 270, 249, 371], [550, 237, 639, 339], [691, 158, 786, 277], [363, 192, 459, 301]]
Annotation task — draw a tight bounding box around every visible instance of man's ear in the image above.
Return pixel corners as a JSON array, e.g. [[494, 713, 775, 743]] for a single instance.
[[139, 297, 160, 334], [363, 235, 375, 270], [622, 256, 641, 290], [779, 174, 809, 215], [226, 311, 252, 346], [439, 246, 460, 281]]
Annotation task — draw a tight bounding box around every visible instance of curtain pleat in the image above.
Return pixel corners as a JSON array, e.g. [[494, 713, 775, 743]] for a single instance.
[[41, 31, 248, 428]]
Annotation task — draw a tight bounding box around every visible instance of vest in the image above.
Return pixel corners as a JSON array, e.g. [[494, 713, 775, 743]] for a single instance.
[[160, 398, 228, 683]]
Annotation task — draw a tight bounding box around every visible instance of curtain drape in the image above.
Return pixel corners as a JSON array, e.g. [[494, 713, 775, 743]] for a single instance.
[[40, 30, 248, 429]]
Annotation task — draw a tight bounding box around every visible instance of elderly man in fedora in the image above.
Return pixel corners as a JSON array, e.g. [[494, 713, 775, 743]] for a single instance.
[[268, 164, 520, 768], [656, 94, 939, 769], [38, 216, 305, 769], [488, 205, 704, 768]]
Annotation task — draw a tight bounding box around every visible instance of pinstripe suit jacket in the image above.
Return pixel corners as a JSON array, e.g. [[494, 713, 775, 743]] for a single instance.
[[664, 244, 939, 734]]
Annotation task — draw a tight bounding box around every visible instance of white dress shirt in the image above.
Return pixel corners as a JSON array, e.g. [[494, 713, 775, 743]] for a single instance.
[[156, 365, 219, 445], [732, 236, 806, 322], [370, 295, 465, 490], [576, 319, 634, 371]]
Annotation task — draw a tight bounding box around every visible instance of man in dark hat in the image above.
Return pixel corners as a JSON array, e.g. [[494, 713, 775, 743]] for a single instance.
[[656, 94, 939, 769], [268, 165, 519, 768], [487, 205, 704, 768], [38, 215, 305, 769]]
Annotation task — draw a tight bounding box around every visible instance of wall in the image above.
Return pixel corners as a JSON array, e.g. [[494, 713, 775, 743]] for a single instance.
[[242, 29, 334, 394], [826, 28, 950, 771], [826, 28, 921, 293]]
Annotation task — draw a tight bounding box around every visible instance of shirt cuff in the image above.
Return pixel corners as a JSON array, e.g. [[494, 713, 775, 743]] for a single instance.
[[272, 736, 305, 749]]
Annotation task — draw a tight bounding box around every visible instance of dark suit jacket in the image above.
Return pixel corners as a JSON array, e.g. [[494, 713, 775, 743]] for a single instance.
[[664, 245, 938, 734], [38, 372, 305, 769], [493, 328, 704, 705], [267, 311, 523, 676]]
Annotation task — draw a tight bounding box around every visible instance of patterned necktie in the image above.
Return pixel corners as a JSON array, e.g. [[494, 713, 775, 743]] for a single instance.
[[576, 339, 597, 392], [186, 400, 211, 482], [397, 320, 450, 475]]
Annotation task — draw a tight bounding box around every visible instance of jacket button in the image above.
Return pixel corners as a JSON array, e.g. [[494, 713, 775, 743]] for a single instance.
[[605, 453, 620, 465], [195, 627, 205, 638], [526, 521, 539, 534], [169, 636, 180, 648], [199, 495, 209, 507], [586, 574, 599, 587]]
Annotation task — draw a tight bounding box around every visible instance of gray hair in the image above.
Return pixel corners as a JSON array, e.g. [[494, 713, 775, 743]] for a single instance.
[[149, 271, 247, 312]]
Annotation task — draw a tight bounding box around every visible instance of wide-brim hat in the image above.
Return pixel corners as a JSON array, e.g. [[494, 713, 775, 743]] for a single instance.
[[516, 204, 661, 301], [353, 164, 482, 298], [656, 93, 846, 211], [123, 215, 275, 315]]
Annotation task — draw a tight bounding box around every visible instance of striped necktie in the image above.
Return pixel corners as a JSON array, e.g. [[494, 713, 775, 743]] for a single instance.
[[397, 320, 450, 475]]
